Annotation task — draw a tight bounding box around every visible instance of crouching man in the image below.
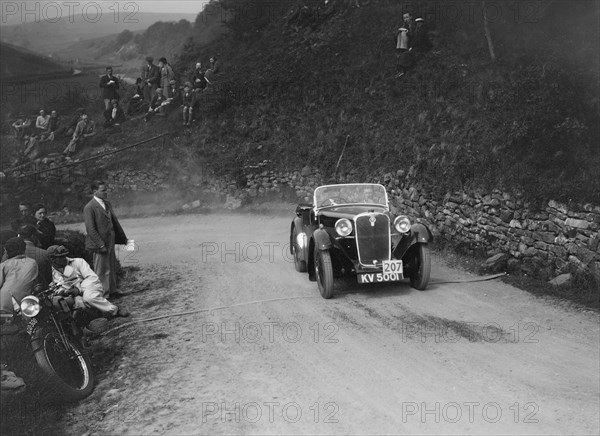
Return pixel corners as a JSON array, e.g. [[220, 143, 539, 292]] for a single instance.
[[47, 245, 129, 318]]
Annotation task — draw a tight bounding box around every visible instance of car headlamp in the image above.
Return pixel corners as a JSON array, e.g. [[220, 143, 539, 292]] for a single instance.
[[296, 232, 307, 248], [20, 295, 41, 317], [394, 215, 411, 233], [335, 218, 353, 237]]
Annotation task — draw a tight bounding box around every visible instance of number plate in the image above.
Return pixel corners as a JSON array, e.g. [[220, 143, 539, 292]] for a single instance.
[[383, 260, 403, 274], [357, 270, 404, 284]]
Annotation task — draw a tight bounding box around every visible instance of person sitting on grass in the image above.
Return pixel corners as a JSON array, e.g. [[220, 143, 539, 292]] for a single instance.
[[181, 84, 197, 126], [35, 109, 51, 135], [47, 245, 129, 318], [103, 99, 126, 128], [64, 114, 96, 156], [11, 113, 31, 139], [144, 88, 169, 122], [127, 78, 149, 115]]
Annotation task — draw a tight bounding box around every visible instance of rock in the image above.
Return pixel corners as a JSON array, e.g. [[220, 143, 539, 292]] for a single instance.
[[548, 200, 569, 214], [182, 204, 191, 210], [500, 211, 514, 223], [565, 218, 590, 230], [548, 273, 572, 287], [301, 166, 312, 177], [191, 200, 201, 209], [482, 253, 508, 273], [224, 195, 242, 210], [509, 219, 522, 229]]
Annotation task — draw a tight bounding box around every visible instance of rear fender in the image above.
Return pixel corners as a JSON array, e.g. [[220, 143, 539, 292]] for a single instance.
[[393, 223, 433, 259]]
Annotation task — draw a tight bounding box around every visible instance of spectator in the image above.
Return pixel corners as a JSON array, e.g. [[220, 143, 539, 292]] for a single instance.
[[18, 225, 52, 287], [402, 12, 415, 35], [40, 110, 63, 142], [167, 80, 181, 106], [11, 113, 29, 139], [65, 108, 86, 137], [35, 109, 50, 134], [23, 134, 41, 158], [395, 26, 412, 77], [141, 56, 160, 103], [0, 230, 18, 262], [33, 203, 56, 249], [64, 114, 95, 156], [83, 181, 128, 299], [192, 62, 207, 90], [0, 237, 38, 314], [127, 78, 148, 115], [181, 84, 196, 126], [158, 57, 175, 98], [99, 66, 120, 111], [47, 245, 129, 318], [144, 88, 168, 122], [16, 202, 37, 228], [412, 17, 432, 55], [205, 56, 223, 85], [192, 87, 203, 121], [103, 99, 126, 128]]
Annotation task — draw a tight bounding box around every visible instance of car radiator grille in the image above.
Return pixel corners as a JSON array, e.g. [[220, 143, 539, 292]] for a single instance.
[[355, 213, 390, 265]]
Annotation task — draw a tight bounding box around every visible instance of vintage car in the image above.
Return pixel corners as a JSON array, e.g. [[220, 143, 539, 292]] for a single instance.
[[290, 183, 433, 298]]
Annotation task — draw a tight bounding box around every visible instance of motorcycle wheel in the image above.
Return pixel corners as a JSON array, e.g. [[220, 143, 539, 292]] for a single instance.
[[33, 329, 94, 401]]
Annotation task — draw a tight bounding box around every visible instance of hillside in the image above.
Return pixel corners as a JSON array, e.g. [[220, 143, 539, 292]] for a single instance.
[[170, 0, 599, 205], [0, 11, 198, 55], [0, 41, 70, 78]]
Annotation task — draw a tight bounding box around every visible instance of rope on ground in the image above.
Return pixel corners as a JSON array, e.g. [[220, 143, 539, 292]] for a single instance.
[[429, 272, 507, 285], [101, 274, 506, 336], [101, 295, 319, 336]]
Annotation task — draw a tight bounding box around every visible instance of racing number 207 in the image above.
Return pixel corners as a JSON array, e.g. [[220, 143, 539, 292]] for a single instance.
[[383, 260, 403, 273]]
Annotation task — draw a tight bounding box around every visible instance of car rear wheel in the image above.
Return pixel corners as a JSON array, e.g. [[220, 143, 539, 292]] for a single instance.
[[315, 248, 334, 299], [408, 244, 431, 290], [292, 226, 307, 272]]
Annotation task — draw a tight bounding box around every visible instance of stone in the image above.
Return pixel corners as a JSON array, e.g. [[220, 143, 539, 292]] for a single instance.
[[548, 200, 568, 214], [509, 219, 522, 229], [500, 211, 514, 223], [568, 255, 586, 271], [548, 273, 572, 287], [588, 236, 600, 252], [191, 200, 201, 209], [565, 218, 590, 230], [301, 166, 312, 176]]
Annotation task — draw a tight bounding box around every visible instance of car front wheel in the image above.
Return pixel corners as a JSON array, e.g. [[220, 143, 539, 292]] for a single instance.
[[315, 248, 334, 299], [408, 244, 431, 291]]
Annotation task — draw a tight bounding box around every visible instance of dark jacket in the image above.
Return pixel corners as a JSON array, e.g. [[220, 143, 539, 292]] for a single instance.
[[142, 63, 160, 86], [83, 198, 127, 252], [192, 69, 207, 90], [99, 74, 120, 100], [24, 241, 52, 286], [37, 218, 56, 249]]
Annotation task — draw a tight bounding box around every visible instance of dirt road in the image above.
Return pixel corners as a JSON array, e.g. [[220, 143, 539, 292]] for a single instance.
[[59, 212, 599, 435]]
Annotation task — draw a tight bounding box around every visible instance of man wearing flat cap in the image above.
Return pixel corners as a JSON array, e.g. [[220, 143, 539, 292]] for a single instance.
[[83, 181, 128, 300], [141, 56, 160, 103], [47, 245, 128, 317]]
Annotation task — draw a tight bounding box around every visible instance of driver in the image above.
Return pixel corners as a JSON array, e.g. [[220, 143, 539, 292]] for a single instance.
[[47, 245, 129, 318]]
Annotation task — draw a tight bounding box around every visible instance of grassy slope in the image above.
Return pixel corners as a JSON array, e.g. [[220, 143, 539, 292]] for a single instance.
[[171, 0, 599, 205]]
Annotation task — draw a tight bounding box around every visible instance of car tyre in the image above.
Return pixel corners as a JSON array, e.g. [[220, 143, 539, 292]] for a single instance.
[[292, 226, 307, 272], [315, 248, 334, 299], [409, 244, 431, 291]]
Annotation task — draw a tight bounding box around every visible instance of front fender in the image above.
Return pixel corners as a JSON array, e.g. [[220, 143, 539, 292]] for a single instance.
[[308, 228, 332, 280], [313, 228, 333, 251], [393, 223, 433, 259]]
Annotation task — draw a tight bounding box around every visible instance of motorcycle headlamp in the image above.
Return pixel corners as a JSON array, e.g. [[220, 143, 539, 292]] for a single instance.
[[394, 215, 411, 233], [335, 218, 353, 237], [20, 295, 41, 317]]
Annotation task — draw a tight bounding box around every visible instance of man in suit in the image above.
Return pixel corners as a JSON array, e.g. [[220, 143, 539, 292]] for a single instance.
[[141, 57, 160, 103], [99, 67, 120, 111], [83, 181, 128, 299]]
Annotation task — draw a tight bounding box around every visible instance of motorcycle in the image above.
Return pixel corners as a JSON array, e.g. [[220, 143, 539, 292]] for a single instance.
[[4, 282, 100, 401]]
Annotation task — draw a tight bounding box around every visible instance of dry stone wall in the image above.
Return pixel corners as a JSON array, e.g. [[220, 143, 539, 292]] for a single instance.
[[233, 166, 600, 282]]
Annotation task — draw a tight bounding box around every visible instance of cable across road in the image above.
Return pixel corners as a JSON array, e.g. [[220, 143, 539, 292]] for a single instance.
[[100, 273, 506, 336]]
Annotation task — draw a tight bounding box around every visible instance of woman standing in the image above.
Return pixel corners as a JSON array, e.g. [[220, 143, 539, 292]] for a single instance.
[[34, 204, 56, 249]]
